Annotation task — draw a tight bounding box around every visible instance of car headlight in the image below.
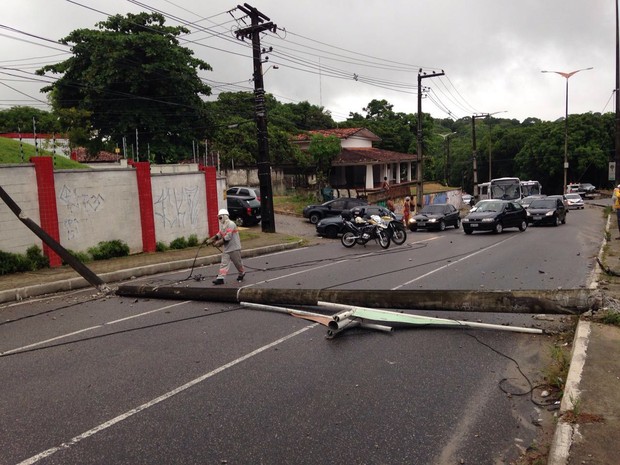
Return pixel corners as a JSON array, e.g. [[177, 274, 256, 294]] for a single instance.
[[462, 217, 469, 223], [481, 218, 494, 222], [409, 218, 416, 224], [526, 211, 531, 217], [428, 218, 437, 223], [546, 211, 554, 216]]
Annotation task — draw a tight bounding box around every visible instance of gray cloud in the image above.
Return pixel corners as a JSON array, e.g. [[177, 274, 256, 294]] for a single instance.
[[0, 0, 614, 123]]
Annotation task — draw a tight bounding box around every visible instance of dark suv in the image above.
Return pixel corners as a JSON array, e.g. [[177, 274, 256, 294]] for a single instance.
[[226, 196, 261, 226], [303, 197, 367, 224]]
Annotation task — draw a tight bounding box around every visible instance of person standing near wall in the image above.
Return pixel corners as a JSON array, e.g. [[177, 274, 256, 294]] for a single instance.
[[382, 176, 390, 191], [613, 184, 620, 239], [206, 209, 245, 284]]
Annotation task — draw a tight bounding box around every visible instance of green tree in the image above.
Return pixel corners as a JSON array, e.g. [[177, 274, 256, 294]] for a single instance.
[[308, 134, 341, 192], [0, 107, 61, 133], [36, 12, 213, 162]]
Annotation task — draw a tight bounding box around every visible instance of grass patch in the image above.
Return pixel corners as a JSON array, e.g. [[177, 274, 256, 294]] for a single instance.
[[599, 310, 620, 327], [239, 230, 261, 241], [0, 137, 86, 169], [543, 343, 571, 392], [273, 191, 318, 216]]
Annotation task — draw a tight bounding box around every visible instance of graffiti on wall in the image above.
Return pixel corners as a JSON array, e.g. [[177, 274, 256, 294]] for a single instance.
[[63, 217, 80, 241], [57, 185, 105, 241], [58, 185, 105, 213], [153, 186, 201, 229]]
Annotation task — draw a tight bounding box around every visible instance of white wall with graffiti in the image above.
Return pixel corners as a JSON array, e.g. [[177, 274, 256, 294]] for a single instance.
[[0, 165, 42, 254], [151, 172, 208, 245], [54, 169, 143, 253], [0, 164, 221, 256]]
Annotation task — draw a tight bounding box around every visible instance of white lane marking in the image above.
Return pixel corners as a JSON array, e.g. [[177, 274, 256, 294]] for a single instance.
[[242, 239, 440, 288], [16, 324, 316, 465], [392, 236, 515, 290], [1, 301, 190, 356]]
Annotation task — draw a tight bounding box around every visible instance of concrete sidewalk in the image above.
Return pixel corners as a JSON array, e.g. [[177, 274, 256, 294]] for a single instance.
[[0, 209, 619, 465], [0, 231, 305, 304], [546, 202, 620, 465]]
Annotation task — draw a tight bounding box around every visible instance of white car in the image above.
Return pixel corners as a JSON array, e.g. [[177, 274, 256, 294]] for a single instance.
[[565, 193, 584, 209]]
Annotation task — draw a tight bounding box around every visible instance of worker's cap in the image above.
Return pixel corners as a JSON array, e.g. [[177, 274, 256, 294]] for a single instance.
[[218, 209, 229, 216]]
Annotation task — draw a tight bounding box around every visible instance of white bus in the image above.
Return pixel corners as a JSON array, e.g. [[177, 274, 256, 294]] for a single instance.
[[478, 182, 491, 199], [520, 180, 542, 197], [488, 177, 522, 201]]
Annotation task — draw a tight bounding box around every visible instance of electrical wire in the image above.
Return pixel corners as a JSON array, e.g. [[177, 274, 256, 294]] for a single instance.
[[0, 305, 244, 358]]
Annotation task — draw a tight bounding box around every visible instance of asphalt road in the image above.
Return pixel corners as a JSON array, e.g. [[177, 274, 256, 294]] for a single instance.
[[0, 206, 604, 465]]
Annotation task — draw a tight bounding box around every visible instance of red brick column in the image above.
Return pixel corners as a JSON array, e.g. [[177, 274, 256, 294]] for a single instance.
[[130, 161, 156, 253], [200, 165, 219, 237], [31, 157, 62, 267]]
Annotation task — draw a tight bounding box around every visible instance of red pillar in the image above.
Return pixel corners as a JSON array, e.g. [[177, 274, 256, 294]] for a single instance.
[[130, 161, 156, 253], [31, 157, 62, 267], [200, 165, 219, 237]]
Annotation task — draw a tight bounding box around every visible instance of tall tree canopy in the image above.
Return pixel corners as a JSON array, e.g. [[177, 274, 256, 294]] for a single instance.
[[0, 106, 61, 133], [36, 12, 213, 162]]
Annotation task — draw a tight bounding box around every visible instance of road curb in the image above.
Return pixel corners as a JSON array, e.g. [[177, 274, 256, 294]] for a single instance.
[[547, 319, 592, 465]]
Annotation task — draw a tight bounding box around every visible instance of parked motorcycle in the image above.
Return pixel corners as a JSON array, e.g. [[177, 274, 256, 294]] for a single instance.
[[341, 214, 391, 249], [385, 218, 407, 245]]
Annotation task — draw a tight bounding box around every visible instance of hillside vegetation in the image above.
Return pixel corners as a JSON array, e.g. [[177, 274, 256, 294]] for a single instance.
[[0, 137, 86, 169]]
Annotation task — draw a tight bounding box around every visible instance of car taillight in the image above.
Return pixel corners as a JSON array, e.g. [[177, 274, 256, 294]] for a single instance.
[[256, 196, 261, 202], [247, 207, 252, 216]]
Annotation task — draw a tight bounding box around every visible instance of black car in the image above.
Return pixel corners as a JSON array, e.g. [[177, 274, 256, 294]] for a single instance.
[[409, 203, 460, 232], [526, 197, 567, 226], [518, 195, 546, 209], [303, 197, 367, 224], [316, 205, 400, 238], [462, 199, 527, 234], [226, 196, 261, 226]]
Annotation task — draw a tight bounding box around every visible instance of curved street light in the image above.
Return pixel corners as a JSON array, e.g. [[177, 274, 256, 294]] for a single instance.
[[485, 111, 507, 181], [541, 67, 593, 194]]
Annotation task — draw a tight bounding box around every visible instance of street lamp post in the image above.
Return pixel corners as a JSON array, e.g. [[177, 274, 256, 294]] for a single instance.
[[486, 111, 507, 181], [541, 67, 593, 194]]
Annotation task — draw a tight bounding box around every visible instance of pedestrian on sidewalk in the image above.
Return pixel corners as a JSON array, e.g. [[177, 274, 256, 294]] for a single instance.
[[206, 209, 245, 285], [613, 184, 620, 239]]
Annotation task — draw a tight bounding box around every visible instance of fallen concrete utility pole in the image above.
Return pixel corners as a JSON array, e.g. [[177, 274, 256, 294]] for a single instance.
[[0, 185, 110, 293], [318, 301, 544, 335], [116, 285, 598, 315]]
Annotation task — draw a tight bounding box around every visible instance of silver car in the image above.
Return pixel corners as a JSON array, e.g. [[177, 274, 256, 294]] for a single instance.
[[565, 193, 584, 209]]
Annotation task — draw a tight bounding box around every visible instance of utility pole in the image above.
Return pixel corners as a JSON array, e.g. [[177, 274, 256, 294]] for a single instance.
[[471, 113, 489, 199], [416, 69, 444, 210], [438, 132, 456, 185], [615, 0, 620, 182], [235, 3, 277, 233]]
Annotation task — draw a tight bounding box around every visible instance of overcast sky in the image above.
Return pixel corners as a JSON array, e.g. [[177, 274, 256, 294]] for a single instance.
[[0, 0, 616, 124]]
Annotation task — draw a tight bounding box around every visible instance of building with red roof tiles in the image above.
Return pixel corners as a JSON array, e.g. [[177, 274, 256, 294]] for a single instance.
[[291, 127, 417, 191]]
